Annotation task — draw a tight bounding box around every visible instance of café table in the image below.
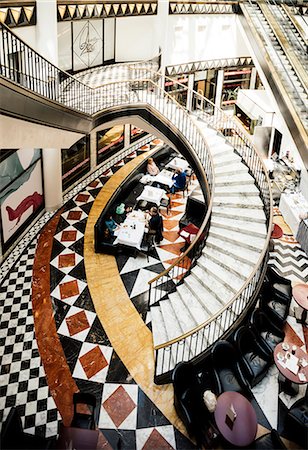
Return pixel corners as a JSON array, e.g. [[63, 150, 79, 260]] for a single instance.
[[274, 342, 308, 396], [136, 185, 168, 206], [166, 157, 189, 172], [152, 169, 174, 188], [292, 283, 308, 324], [113, 214, 146, 250], [214, 391, 257, 447]]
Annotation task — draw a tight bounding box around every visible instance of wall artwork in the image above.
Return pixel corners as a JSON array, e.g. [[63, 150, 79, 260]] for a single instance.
[[73, 20, 103, 71], [97, 125, 124, 165], [61, 136, 90, 190], [0, 149, 44, 251]]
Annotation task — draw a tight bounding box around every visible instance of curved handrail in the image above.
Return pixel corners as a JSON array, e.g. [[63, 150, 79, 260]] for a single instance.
[[135, 68, 273, 358]]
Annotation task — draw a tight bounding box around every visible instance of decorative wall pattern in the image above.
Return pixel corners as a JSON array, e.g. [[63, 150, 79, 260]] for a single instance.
[[169, 2, 235, 15], [0, 4, 36, 27], [166, 56, 253, 76], [73, 19, 103, 70], [0, 149, 44, 252], [57, 2, 158, 21]]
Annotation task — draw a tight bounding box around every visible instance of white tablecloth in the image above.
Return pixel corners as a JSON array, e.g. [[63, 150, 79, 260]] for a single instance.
[[140, 170, 174, 188], [279, 192, 308, 236], [166, 157, 189, 171], [113, 217, 145, 249], [136, 185, 167, 205]]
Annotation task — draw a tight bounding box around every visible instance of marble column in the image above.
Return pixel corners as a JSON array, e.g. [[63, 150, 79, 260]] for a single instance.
[[156, 0, 169, 91], [186, 74, 194, 112], [215, 69, 224, 110], [42, 148, 62, 211], [124, 124, 131, 148], [36, 0, 58, 65], [249, 67, 257, 90]]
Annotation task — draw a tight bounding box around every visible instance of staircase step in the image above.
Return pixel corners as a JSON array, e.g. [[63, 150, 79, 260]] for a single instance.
[[215, 172, 255, 186], [212, 205, 266, 223], [213, 195, 263, 209], [215, 163, 248, 176], [206, 235, 260, 266], [202, 247, 252, 280], [168, 292, 197, 333], [213, 153, 241, 167], [210, 216, 267, 238], [215, 184, 259, 197], [190, 266, 233, 307], [176, 284, 211, 324], [151, 306, 169, 347], [196, 256, 243, 292], [159, 300, 183, 340], [209, 226, 265, 252]]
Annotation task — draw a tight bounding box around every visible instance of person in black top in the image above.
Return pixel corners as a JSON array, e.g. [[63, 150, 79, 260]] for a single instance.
[[148, 206, 164, 243]]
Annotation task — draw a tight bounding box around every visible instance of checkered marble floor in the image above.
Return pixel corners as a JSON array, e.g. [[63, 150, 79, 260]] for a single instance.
[[1, 144, 308, 448]]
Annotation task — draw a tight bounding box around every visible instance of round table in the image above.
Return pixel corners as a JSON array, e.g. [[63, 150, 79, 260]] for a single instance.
[[292, 284, 308, 324], [214, 392, 257, 447], [274, 343, 308, 384]]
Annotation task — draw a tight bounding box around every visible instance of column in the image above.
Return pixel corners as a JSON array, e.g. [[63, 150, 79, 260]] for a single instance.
[[214, 69, 224, 110], [90, 131, 97, 171], [157, 0, 170, 91], [42, 149, 62, 211], [124, 124, 131, 148], [36, 0, 58, 65], [249, 67, 257, 90], [186, 74, 194, 112]]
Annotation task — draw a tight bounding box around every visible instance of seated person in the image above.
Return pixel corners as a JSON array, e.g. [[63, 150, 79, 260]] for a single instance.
[[147, 206, 164, 243], [171, 168, 186, 193], [105, 214, 119, 236], [114, 203, 126, 223], [147, 157, 160, 176]]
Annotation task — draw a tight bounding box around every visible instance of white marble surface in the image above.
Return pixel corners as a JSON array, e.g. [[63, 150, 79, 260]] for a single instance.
[[252, 365, 280, 429], [279, 192, 308, 235]]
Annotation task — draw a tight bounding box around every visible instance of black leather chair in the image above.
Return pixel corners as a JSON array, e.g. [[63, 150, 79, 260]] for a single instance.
[[249, 429, 287, 449], [260, 282, 291, 328], [233, 326, 272, 388], [172, 361, 219, 448], [71, 392, 96, 430], [0, 407, 54, 449], [266, 266, 292, 305], [211, 340, 251, 396], [286, 388, 308, 448], [249, 308, 285, 354]]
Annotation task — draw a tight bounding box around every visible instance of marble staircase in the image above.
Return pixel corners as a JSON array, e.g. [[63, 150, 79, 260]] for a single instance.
[[151, 119, 267, 374]]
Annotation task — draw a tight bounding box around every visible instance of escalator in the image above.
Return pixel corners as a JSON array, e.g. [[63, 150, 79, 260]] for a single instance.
[[238, 0, 308, 168]]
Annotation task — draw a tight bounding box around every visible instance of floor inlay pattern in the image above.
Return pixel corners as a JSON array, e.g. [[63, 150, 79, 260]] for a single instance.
[[0, 139, 307, 448]]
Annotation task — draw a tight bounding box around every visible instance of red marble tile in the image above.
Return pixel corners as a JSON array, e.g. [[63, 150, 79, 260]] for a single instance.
[[32, 208, 79, 427], [61, 230, 77, 242], [75, 193, 90, 203], [103, 386, 136, 427], [88, 180, 99, 188], [60, 280, 79, 299], [162, 220, 179, 231], [159, 242, 184, 256], [67, 210, 82, 221], [169, 201, 183, 209], [58, 253, 76, 268], [163, 231, 181, 243], [79, 346, 108, 379], [142, 429, 174, 450], [66, 310, 90, 336]]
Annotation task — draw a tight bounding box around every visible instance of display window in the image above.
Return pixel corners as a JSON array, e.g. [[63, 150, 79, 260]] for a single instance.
[[62, 136, 90, 190], [130, 125, 148, 144]]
